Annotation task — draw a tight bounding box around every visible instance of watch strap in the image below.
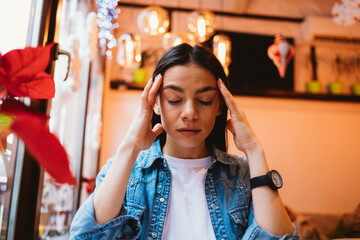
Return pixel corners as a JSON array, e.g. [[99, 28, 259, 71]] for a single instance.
[[250, 175, 268, 189], [250, 170, 282, 191]]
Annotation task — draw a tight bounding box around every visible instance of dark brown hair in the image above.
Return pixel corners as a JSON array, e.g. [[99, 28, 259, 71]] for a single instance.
[[151, 43, 229, 152]]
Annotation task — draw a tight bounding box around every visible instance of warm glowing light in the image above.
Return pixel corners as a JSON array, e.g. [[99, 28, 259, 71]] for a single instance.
[[117, 33, 141, 68], [149, 11, 159, 30], [197, 16, 206, 41], [162, 32, 196, 49], [187, 10, 215, 43], [138, 6, 169, 36], [126, 40, 134, 50], [174, 38, 183, 46], [218, 42, 226, 65], [213, 34, 231, 75]]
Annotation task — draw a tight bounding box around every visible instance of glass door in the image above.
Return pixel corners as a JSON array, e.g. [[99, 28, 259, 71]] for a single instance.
[[37, 0, 103, 239], [0, 0, 103, 239]]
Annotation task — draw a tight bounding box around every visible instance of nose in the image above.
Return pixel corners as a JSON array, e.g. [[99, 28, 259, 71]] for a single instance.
[[180, 101, 198, 120]]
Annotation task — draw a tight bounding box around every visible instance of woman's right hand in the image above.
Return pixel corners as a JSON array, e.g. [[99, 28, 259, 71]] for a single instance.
[[123, 74, 164, 152], [93, 75, 163, 225]]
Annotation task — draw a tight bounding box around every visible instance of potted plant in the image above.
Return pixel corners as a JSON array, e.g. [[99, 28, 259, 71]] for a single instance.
[[306, 46, 321, 94], [328, 56, 344, 95], [0, 43, 76, 185]]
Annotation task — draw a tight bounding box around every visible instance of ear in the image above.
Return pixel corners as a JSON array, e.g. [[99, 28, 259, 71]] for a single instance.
[[154, 97, 161, 116]]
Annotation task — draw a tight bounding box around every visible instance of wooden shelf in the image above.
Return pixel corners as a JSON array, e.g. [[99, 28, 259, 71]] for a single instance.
[[110, 80, 360, 103]]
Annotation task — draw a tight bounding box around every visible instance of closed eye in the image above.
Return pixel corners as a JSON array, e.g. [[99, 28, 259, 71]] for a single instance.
[[168, 100, 182, 105], [199, 100, 212, 105]]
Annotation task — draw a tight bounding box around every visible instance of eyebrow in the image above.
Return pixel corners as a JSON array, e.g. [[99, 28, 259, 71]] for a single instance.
[[163, 85, 217, 94]]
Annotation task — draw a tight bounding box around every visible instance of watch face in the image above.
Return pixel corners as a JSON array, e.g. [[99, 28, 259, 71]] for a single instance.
[[271, 171, 283, 188]]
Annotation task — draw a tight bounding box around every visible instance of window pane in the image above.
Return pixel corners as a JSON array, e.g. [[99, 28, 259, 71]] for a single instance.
[[0, 134, 18, 238], [37, 0, 97, 238], [0, 0, 33, 237]]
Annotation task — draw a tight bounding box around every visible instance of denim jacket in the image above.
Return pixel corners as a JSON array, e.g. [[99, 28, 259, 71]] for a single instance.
[[70, 139, 298, 240]]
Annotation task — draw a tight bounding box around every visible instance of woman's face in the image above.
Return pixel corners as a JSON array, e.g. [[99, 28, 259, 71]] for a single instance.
[[157, 63, 221, 158]]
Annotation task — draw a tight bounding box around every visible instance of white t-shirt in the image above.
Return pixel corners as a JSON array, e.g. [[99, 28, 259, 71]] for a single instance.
[[162, 154, 216, 240]]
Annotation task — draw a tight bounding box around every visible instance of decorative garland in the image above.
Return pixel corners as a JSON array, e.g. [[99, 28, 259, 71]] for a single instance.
[[96, 0, 120, 58]]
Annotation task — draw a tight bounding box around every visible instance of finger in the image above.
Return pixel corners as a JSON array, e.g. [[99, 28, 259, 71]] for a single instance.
[[217, 79, 238, 116], [152, 123, 164, 137], [140, 78, 153, 109], [217, 79, 247, 122], [148, 74, 162, 108]]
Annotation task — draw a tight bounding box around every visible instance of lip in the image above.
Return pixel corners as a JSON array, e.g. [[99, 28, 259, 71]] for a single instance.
[[177, 128, 201, 136]]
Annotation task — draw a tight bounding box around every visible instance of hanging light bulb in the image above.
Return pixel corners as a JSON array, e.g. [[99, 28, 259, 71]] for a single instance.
[[137, 6, 170, 36], [187, 10, 215, 43], [213, 34, 231, 75], [162, 32, 196, 49], [116, 33, 142, 68], [267, 34, 295, 78]]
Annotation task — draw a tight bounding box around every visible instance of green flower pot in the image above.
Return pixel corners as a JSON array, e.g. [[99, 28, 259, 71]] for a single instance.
[[328, 81, 343, 95], [306, 80, 321, 94], [351, 83, 360, 96], [133, 68, 147, 84]]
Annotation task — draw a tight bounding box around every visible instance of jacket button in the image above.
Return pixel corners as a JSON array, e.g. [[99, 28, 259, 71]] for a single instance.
[[210, 203, 216, 208], [151, 232, 158, 238], [221, 238, 225, 240], [159, 197, 165, 203]]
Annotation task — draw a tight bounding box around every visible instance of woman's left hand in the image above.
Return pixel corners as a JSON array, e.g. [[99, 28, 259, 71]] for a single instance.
[[217, 79, 262, 155]]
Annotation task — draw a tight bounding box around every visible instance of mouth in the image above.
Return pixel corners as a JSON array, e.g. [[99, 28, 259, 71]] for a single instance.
[[177, 128, 201, 136]]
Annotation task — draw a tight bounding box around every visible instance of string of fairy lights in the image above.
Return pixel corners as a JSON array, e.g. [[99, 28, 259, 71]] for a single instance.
[[95, 0, 358, 78], [95, 0, 232, 68], [96, 0, 120, 58]]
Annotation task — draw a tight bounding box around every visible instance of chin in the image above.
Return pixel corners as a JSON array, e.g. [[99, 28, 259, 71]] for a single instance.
[[172, 136, 207, 150]]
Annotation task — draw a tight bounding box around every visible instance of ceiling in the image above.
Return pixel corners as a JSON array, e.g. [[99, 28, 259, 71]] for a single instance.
[[119, 0, 336, 19]]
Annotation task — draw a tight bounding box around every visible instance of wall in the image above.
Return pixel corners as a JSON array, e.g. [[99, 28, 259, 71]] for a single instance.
[[99, 0, 360, 215], [100, 89, 360, 215]]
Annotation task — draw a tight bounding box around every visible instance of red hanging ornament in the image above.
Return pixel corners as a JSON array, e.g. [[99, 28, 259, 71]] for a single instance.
[[267, 34, 294, 78]]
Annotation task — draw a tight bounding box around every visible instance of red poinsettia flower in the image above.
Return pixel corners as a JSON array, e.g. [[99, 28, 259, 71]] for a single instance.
[[0, 42, 55, 99], [0, 98, 76, 185]]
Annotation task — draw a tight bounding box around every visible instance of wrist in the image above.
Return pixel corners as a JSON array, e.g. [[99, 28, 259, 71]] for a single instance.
[[245, 144, 269, 178], [244, 142, 264, 160], [116, 139, 142, 160]]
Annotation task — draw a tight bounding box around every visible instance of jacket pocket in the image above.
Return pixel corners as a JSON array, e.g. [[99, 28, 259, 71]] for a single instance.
[[109, 203, 145, 240], [123, 202, 146, 219], [228, 206, 249, 237]]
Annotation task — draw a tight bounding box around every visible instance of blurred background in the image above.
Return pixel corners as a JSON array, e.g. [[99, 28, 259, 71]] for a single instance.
[[1, 0, 360, 239]]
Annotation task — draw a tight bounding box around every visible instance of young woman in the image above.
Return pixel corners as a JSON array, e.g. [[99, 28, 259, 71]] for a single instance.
[[70, 43, 298, 239]]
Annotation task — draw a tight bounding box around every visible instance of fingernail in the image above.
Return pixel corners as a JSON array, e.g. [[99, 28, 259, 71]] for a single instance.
[[146, 78, 152, 87], [155, 73, 162, 82], [219, 79, 225, 88]]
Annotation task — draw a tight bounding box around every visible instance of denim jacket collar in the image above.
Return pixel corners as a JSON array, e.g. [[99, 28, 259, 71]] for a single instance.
[[136, 139, 243, 169]]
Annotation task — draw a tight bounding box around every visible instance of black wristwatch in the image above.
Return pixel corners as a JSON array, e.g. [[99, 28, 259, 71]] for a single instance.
[[250, 170, 283, 191]]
